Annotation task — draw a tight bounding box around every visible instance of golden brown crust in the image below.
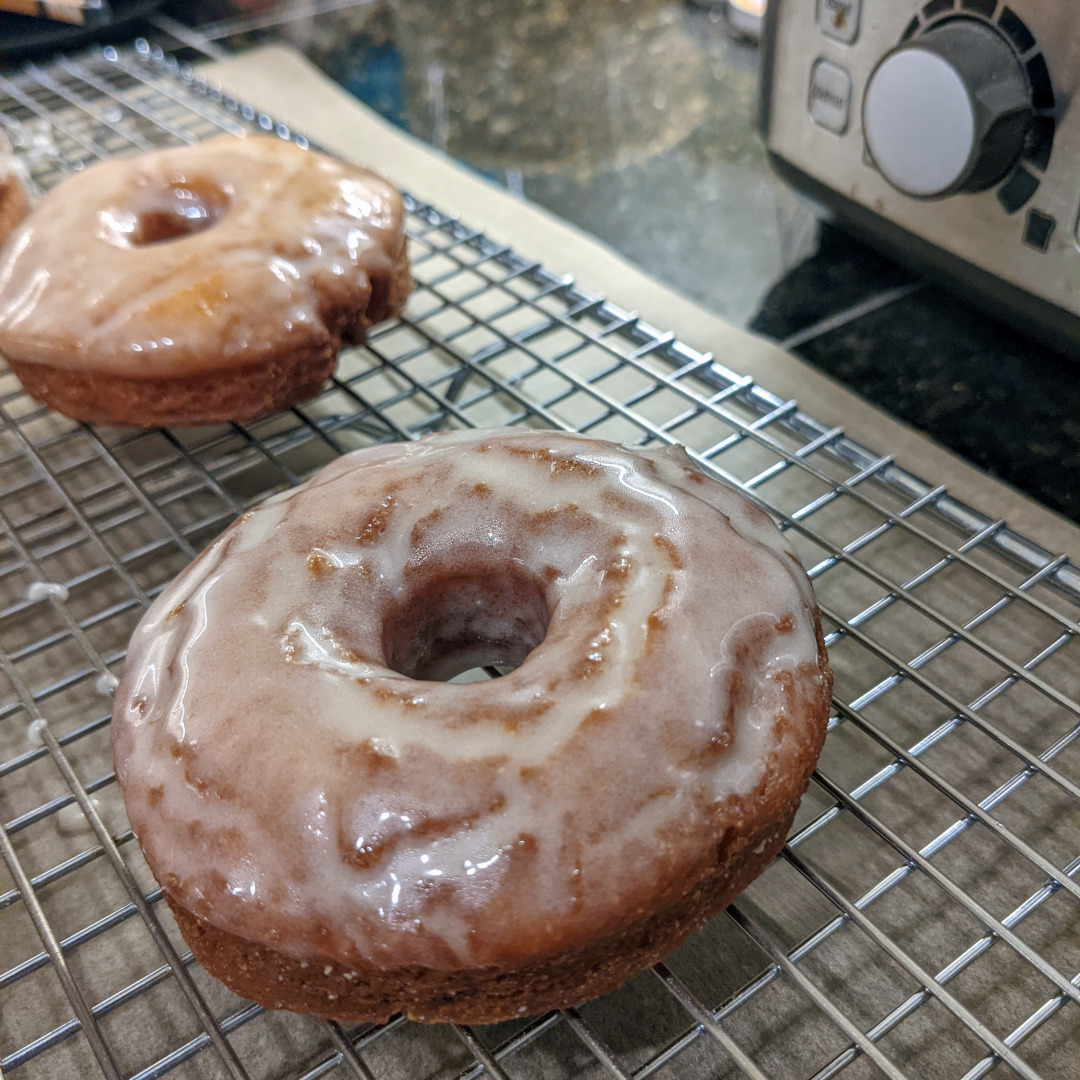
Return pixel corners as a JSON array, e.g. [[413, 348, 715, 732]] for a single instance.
[[163, 609, 831, 1025], [8, 252, 411, 427], [166, 796, 800, 1024]]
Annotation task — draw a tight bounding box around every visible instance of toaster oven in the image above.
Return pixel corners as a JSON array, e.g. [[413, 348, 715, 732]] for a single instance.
[[760, 0, 1080, 354]]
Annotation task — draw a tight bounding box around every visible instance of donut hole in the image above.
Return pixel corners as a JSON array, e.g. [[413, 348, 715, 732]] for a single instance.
[[382, 568, 550, 683], [102, 176, 230, 247]]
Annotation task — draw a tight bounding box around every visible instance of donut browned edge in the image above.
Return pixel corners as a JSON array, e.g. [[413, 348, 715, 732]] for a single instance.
[[6, 253, 412, 428], [0, 174, 28, 252], [163, 615, 832, 1025]]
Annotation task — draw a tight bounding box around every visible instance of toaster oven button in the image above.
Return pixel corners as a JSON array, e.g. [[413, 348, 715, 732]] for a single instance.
[[809, 59, 852, 135], [1022, 210, 1055, 252], [817, 0, 861, 45], [863, 19, 1033, 199]]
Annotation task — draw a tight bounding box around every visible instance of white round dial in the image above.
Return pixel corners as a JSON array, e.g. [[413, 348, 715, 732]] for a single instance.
[[862, 20, 1033, 200], [863, 49, 976, 198]]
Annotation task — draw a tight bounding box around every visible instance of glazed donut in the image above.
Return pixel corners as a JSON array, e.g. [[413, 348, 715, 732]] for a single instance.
[[0, 135, 409, 427], [112, 428, 832, 1023], [0, 132, 28, 252]]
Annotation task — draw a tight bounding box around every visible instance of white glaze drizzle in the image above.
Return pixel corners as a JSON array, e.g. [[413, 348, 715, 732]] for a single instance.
[[112, 429, 828, 970]]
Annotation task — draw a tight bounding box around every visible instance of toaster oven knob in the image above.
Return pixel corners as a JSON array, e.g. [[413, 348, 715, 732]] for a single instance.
[[862, 19, 1033, 199]]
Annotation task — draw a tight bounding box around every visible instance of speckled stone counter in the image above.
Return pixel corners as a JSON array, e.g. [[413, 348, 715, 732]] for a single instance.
[[752, 225, 1080, 525]]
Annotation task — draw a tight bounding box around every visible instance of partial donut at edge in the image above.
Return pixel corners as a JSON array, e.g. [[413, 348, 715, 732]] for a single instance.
[[0, 136, 412, 427]]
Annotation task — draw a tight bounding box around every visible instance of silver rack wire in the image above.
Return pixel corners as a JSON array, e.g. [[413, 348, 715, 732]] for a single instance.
[[1, 41, 1078, 1080]]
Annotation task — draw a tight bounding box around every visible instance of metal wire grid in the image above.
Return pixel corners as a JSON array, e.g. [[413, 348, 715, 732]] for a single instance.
[[0, 42, 1077, 1080]]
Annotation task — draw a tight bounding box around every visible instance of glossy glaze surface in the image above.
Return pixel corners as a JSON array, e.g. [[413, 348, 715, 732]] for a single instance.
[[0, 134, 405, 374], [112, 429, 829, 969]]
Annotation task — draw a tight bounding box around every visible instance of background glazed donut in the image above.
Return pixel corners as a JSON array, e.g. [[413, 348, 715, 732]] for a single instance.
[[112, 428, 832, 1022], [0, 135, 409, 426]]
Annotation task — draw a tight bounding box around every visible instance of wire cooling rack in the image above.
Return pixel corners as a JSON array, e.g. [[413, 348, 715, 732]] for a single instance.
[[1, 40, 1079, 1080]]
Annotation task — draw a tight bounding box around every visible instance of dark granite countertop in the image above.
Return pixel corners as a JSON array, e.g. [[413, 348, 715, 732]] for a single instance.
[[3, 0, 1077, 524]]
